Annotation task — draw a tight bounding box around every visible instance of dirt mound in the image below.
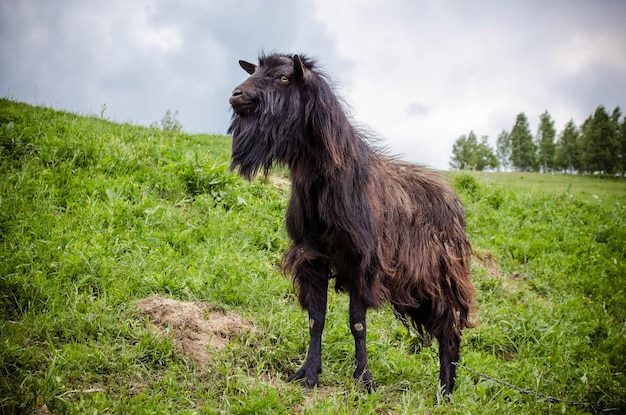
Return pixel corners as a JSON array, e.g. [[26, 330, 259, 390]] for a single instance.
[[472, 250, 500, 277], [136, 295, 255, 366]]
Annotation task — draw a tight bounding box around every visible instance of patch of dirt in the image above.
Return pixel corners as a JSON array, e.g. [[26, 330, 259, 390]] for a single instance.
[[472, 250, 500, 277], [300, 385, 339, 410], [136, 295, 255, 366], [504, 271, 527, 292], [472, 251, 527, 293], [266, 173, 291, 189]]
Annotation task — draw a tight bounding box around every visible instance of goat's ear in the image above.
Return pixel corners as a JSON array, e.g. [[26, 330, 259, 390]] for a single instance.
[[239, 60, 256, 75], [293, 55, 305, 82]]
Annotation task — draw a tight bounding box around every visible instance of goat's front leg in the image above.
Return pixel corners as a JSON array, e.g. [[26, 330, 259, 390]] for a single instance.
[[288, 276, 328, 391], [350, 289, 375, 391]]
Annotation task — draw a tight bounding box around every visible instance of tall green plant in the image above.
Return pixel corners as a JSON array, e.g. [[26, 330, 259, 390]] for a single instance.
[[580, 106, 618, 174], [509, 113, 537, 172], [536, 111, 556, 173], [450, 131, 498, 171], [619, 115, 626, 176], [555, 120, 580, 173], [496, 129, 511, 172]]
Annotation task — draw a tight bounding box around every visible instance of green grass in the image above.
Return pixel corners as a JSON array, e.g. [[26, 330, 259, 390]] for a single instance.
[[1, 98, 625, 414], [468, 170, 626, 201]]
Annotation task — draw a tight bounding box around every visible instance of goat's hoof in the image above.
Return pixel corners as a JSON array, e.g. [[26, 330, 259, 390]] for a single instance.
[[362, 379, 377, 393], [354, 369, 376, 393], [287, 364, 320, 392]]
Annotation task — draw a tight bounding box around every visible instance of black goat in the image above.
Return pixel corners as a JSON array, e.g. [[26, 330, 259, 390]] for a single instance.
[[228, 53, 475, 394]]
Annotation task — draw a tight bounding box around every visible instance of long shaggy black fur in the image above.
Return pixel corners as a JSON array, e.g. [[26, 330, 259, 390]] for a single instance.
[[228, 53, 475, 395]]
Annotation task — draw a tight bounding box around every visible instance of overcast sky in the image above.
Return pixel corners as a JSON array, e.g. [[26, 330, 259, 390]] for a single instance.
[[1, 0, 625, 169]]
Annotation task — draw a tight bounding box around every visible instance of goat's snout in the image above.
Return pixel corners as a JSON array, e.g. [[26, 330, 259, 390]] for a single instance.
[[229, 87, 255, 115], [229, 88, 245, 107]]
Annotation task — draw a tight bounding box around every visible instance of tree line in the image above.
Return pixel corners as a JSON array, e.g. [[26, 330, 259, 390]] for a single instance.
[[450, 105, 626, 175]]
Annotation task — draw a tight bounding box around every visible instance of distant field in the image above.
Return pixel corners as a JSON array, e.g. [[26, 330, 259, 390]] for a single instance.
[[464, 170, 626, 201], [1, 99, 624, 414]]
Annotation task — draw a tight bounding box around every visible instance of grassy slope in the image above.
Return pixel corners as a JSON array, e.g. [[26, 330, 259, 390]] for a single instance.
[[1, 99, 624, 414]]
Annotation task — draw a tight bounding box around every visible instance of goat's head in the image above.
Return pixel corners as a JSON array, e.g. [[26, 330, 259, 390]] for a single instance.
[[229, 54, 307, 116], [228, 53, 337, 179]]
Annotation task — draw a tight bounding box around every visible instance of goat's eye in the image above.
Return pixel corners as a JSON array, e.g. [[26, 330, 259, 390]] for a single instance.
[[280, 75, 289, 83]]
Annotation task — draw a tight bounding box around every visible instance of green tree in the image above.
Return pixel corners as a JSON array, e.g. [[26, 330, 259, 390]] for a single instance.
[[555, 120, 580, 174], [476, 135, 499, 171], [536, 110, 556, 173], [609, 107, 625, 176], [579, 115, 592, 173], [450, 131, 498, 171], [496, 129, 511, 171], [510, 113, 537, 172], [580, 106, 617, 174], [610, 106, 622, 135], [450, 133, 475, 170], [619, 115, 626, 176]]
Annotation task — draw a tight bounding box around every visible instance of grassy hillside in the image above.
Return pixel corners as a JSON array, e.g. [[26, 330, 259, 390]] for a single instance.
[[1, 98, 624, 414]]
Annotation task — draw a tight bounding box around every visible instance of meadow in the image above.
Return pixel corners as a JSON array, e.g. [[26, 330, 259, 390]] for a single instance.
[[1, 98, 624, 414]]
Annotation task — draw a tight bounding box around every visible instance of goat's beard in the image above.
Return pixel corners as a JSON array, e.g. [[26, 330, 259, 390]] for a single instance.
[[228, 90, 306, 180], [228, 113, 276, 181]]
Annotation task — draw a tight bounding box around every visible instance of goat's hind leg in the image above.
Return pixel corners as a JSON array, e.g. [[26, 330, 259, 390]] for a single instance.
[[350, 289, 375, 391], [436, 328, 461, 396]]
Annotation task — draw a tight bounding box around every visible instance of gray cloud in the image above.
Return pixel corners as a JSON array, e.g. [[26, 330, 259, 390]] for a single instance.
[[1, 0, 625, 168], [0, 0, 342, 133]]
